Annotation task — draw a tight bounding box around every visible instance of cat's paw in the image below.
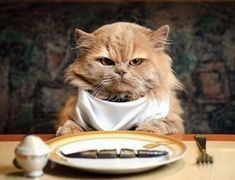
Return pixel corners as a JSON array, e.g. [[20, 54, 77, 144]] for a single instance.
[[136, 118, 183, 135], [135, 120, 164, 134], [56, 120, 84, 136]]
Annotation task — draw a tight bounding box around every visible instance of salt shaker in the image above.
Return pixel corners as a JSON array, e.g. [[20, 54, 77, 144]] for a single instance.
[[14, 135, 51, 177]]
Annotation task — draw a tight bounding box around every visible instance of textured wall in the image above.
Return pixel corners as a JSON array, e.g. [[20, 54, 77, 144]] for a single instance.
[[0, 2, 235, 134]]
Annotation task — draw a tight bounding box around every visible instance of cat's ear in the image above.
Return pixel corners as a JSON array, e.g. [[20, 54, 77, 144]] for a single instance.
[[71, 29, 95, 50], [150, 25, 169, 50]]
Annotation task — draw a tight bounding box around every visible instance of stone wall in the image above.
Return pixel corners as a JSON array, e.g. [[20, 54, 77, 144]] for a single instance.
[[0, 2, 235, 134]]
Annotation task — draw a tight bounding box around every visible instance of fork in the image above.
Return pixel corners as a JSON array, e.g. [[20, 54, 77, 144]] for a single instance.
[[194, 135, 213, 164]]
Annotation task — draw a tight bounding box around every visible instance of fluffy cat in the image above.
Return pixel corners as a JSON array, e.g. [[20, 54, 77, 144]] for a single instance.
[[56, 22, 184, 135]]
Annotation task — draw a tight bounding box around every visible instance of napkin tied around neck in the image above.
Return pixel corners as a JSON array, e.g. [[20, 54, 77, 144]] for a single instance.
[[75, 89, 170, 131]]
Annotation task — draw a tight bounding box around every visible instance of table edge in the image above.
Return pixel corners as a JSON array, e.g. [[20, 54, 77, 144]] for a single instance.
[[0, 134, 235, 141]]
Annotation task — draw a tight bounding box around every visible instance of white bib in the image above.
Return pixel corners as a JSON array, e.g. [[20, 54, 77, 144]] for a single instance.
[[75, 89, 169, 131]]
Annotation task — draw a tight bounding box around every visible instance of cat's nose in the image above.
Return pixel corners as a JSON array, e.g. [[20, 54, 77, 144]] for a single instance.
[[115, 70, 127, 77]]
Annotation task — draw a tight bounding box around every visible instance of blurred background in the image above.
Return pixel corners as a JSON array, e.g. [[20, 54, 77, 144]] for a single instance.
[[0, 0, 235, 134]]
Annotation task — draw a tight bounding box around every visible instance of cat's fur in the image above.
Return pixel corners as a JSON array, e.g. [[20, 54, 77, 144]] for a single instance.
[[56, 22, 184, 135]]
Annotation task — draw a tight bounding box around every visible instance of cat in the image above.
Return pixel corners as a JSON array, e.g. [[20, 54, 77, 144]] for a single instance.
[[56, 22, 184, 136]]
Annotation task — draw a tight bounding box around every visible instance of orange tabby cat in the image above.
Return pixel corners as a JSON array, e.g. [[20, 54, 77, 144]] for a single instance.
[[56, 22, 184, 135]]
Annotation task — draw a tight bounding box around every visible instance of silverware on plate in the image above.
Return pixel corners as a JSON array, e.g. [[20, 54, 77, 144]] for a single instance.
[[194, 135, 213, 164]]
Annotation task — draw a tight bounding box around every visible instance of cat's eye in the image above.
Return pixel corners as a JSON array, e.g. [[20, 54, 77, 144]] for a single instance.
[[98, 57, 115, 66], [129, 58, 144, 66]]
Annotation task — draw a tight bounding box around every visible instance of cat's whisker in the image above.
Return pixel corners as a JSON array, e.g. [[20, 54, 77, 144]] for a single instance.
[[164, 42, 172, 45], [158, 40, 170, 45], [70, 46, 79, 50], [165, 39, 173, 43], [92, 84, 105, 95], [93, 85, 106, 96], [143, 79, 158, 89], [92, 79, 112, 97], [156, 38, 173, 45], [128, 78, 144, 87], [113, 96, 119, 102]]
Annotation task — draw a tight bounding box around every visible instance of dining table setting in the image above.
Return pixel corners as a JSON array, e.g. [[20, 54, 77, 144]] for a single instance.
[[0, 131, 235, 180]]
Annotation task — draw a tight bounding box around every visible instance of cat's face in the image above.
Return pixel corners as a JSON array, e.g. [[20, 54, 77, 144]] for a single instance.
[[66, 22, 174, 100]]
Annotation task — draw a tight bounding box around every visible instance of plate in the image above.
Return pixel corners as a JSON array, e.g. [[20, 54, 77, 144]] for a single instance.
[[47, 131, 187, 174]]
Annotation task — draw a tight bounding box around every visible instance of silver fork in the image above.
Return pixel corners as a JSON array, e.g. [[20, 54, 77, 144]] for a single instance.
[[194, 135, 213, 164]]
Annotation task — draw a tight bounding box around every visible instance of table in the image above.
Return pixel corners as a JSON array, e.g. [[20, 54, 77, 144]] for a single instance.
[[0, 134, 235, 180]]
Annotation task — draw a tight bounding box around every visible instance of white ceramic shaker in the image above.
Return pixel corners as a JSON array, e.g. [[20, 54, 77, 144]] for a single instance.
[[14, 135, 51, 177]]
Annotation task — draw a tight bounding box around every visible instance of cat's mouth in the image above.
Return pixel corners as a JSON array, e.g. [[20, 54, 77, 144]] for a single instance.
[[115, 77, 128, 84]]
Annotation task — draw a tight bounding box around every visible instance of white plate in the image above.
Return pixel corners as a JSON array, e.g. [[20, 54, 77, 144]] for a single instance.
[[47, 131, 187, 174]]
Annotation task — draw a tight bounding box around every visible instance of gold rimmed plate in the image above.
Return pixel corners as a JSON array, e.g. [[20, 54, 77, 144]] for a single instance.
[[47, 131, 187, 174]]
